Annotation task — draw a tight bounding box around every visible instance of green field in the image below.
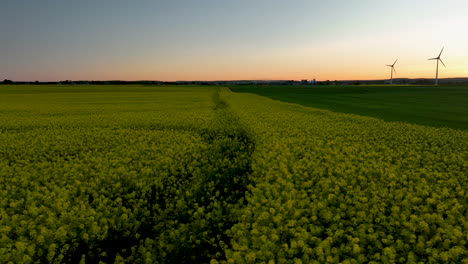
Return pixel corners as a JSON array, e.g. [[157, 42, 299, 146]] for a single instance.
[[229, 85, 468, 130], [1, 85, 467, 263]]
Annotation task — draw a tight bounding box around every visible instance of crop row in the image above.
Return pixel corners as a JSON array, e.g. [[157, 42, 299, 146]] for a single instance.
[[220, 88, 467, 263], [0, 87, 254, 263]]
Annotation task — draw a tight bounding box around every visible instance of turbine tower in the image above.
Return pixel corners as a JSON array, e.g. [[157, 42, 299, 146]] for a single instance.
[[386, 59, 398, 84], [428, 47, 446, 86]]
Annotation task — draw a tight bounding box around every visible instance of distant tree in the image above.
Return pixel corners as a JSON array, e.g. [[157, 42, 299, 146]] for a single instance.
[[3, 79, 13, 84]]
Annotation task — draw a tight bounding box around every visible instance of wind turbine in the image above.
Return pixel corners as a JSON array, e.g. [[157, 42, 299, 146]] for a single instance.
[[428, 47, 446, 86], [386, 59, 398, 84]]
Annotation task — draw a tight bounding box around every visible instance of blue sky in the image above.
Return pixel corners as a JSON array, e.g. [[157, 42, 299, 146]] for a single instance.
[[1, 0, 467, 81]]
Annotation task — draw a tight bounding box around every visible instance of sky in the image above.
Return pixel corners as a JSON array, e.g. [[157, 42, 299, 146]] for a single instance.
[[1, 0, 468, 81]]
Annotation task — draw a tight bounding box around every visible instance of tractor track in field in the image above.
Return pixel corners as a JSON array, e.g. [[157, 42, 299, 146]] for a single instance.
[[62, 88, 254, 263]]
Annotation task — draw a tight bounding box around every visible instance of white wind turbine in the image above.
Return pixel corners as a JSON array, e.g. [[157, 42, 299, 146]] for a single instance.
[[428, 47, 446, 86], [386, 59, 398, 84]]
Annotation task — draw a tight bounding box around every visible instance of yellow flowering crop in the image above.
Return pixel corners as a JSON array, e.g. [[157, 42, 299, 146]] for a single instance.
[[0, 85, 466, 263]]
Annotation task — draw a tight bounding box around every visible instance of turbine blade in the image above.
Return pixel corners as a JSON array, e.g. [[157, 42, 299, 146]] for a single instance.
[[393, 59, 398, 66], [438, 47, 444, 58], [393, 67, 397, 74], [428, 58, 437, 60], [439, 58, 446, 68], [386, 65, 392, 67]]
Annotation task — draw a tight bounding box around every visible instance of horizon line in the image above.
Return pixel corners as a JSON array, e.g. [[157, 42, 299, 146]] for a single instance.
[[4, 77, 468, 83]]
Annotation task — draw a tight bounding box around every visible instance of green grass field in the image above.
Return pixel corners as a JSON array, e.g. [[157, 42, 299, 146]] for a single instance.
[[1, 85, 467, 263], [229, 85, 468, 130]]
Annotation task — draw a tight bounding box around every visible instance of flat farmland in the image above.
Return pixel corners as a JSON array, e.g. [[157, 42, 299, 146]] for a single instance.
[[230, 85, 468, 130], [1, 85, 467, 263]]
